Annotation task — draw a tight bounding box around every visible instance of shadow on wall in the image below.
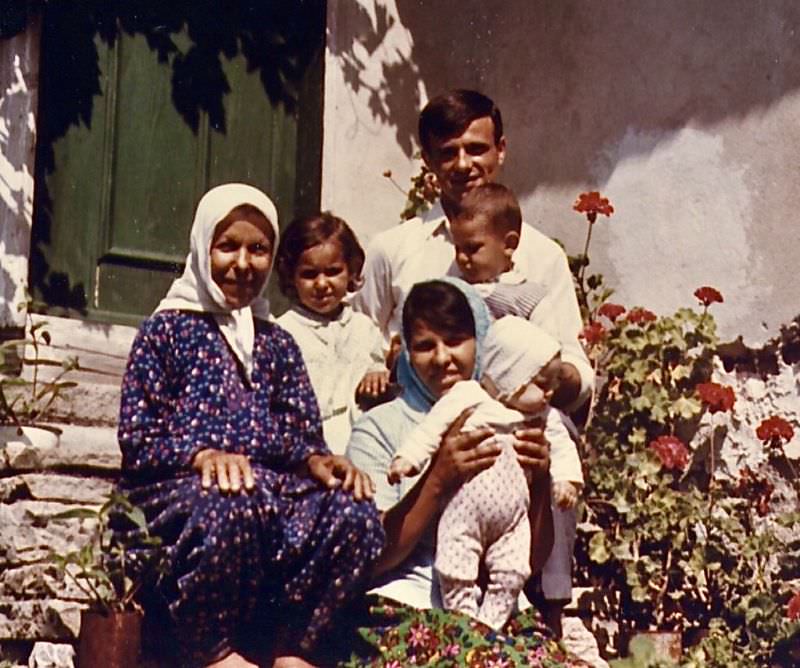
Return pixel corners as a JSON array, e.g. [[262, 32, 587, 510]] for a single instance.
[[24, 0, 323, 314], [334, 0, 800, 191]]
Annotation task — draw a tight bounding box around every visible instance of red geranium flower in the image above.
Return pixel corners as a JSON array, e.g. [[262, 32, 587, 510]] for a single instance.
[[598, 302, 626, 321], [756, 416, 795, 444], [650, 435, 690, 470], [627, 307, 657, 325], [573, 191, 614, 224], [696, 382, 736, 414], [581, 321, 607, 345], [788, 591, 800, 620], [694, 286, 724, 307]]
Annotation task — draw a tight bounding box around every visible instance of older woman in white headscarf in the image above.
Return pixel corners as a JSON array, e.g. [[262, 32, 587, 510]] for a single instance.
[[117, 183, 384, 668]]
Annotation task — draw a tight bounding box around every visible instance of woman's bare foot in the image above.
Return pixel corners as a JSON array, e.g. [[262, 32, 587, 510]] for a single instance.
[[205, 651, 258, 668], [273, 656, 317, 668]]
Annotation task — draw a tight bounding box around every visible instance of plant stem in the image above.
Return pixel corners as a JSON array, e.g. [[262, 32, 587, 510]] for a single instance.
[[576, 222, 594, 303]]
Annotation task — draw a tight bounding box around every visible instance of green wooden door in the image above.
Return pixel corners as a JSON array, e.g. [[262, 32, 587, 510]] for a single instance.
[[31, 3, 324, 325]]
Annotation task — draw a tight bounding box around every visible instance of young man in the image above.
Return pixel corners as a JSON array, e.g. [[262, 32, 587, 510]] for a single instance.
[[353, 89, 593, 412]]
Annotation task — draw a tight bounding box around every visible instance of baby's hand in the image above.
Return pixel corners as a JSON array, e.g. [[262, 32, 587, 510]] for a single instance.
[[357, 370, 390, 398], [388, 456, 418, 484], [553, 481, 580, 509]]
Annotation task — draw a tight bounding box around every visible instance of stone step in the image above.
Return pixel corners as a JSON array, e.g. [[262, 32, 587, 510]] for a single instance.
[[1, 424, 120, 473]]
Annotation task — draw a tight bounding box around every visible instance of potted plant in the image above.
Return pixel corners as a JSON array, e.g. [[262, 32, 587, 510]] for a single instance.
[[50, 491, 164, 668], [0, 301, 79, 450]]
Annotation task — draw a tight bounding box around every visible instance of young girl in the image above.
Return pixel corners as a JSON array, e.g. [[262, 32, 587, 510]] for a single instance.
[[276, 213, 389, 454]]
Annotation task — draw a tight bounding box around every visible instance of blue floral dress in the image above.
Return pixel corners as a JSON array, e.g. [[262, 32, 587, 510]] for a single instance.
[[117, 310, 385, 664]]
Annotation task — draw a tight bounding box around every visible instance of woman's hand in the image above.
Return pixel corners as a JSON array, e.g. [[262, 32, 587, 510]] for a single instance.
[[307, 454, 376, 501], [192, 448, 255, 493], [428, 407, 501, 496], [513, 419, 550, 481]]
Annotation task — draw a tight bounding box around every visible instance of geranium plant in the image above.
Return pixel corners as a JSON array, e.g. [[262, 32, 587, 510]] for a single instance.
[[568, 191, 800, 666]]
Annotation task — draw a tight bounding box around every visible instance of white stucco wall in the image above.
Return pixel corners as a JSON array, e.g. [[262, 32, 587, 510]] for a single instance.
[[0, 18, 40, 328], [323, 0, 800, 345]]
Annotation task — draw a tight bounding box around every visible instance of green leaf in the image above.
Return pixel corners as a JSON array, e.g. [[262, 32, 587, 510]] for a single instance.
[[51, 508, 99, 521], [589, 531, 611, 564], [670, 396, 702, 420]]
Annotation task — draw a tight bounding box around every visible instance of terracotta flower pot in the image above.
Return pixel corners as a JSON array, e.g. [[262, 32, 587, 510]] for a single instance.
[[631, 630, 682, 662], [78, 609, 142, 668]]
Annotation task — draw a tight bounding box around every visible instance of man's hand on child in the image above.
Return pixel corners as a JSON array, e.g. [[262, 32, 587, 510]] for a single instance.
[[387, 456, 418, 484], [512, 421, 550, 481], [307, 454, 376, 501], [357, 370, 390, 398], [553, 481, 579, 509]]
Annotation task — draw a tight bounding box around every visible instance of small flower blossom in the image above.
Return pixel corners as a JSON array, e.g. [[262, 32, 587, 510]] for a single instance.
[[696, 382, 736, 414], [627, 307, 657, 325], [694, 286, 724, 307], [407, 622, 433, 648], [650, 435, 690, 470], [444, 644, 461, 658], [788, 591, 800, 620], [756, 416, 795, 444], [573, 191, 614, 223], [580, 321, 607, 345], [598, 302, 626, 321]]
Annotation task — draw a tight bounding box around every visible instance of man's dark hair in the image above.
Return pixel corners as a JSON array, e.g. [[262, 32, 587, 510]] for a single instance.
[[402, 280, 475, 345], [454, 183, 521, 236], [418, 89, 504, 154]]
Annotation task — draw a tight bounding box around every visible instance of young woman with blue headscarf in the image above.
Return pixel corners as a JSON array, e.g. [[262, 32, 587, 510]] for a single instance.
[[345, 279, 587, 666]]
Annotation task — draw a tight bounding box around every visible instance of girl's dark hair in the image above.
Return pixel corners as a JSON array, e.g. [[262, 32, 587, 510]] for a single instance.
[[402, 280, 475, 344], [276, 212, 365, 299]]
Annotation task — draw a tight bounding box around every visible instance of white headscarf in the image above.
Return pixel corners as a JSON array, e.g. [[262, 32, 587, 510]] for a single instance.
[[155, 183, 280, 379]]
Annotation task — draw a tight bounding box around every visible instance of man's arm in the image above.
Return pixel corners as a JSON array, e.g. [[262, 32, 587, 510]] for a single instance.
[[528, 246, 594, 411]]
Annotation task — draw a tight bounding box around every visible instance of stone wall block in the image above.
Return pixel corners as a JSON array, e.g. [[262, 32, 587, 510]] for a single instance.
[[0, 502, 97, 565], [0, 564, 88, 602], [0, 599, 83, 642], [21, 475, 113, 504]]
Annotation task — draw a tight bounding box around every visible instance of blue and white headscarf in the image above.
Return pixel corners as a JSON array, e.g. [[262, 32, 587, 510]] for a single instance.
[[396, 277, 491, 412]]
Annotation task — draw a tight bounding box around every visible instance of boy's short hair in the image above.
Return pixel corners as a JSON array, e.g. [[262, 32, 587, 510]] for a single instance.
[[418, 89, 504, 155], [276, 212, 365, 299], [455, 183, 522, 237]]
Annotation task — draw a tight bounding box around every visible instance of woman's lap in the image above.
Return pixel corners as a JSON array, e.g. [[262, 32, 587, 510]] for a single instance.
[[119, 468, 383, 664]]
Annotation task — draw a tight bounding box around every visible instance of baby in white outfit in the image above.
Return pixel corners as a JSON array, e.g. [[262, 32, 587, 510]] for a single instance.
[[389, 316, 584, 629]]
